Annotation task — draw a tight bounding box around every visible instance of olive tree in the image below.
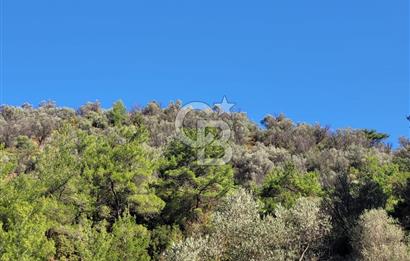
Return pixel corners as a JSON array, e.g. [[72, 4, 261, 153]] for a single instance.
[[352, 209, 409, 261]]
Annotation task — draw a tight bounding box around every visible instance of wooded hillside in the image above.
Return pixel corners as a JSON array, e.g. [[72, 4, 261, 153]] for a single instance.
[[0, 101, 409, 260]]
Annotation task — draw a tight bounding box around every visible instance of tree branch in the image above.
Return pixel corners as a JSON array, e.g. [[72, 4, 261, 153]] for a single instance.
[[299, 245, 309, 261]]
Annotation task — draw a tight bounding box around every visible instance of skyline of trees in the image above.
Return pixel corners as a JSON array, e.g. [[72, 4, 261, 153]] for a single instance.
[[0, 100, 409, 260]]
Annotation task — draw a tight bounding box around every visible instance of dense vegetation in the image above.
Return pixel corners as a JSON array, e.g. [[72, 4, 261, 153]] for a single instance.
[[0, 100, 409, 260]]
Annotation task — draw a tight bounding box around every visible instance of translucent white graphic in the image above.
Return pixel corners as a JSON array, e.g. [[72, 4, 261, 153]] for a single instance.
[[175, 97, 234, 165]]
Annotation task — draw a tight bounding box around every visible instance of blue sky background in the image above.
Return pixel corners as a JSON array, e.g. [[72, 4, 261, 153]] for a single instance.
[[1, 0, 409, 145]]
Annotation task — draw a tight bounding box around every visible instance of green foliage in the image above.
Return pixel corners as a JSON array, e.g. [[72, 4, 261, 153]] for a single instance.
[[0, 101, 408, 260], [362, 129, 389, 145], [0, 174, 56, 260], [0, 145, 16, 178], [108, 100, 128, 126], [392, 179, 410, 230], [108, 211, 151, 261], [35, 128, 90, 218], [260, 163, 323, 212], [393, 137, 410, 172], [52, 213, 151, 261], [324, 171, 391, 258], [0, 201, 56, 261], [81, 126, 164, 219], [352, 156, 410, 210], [158, 138, 234, 226], [149, 225, 182, 259]]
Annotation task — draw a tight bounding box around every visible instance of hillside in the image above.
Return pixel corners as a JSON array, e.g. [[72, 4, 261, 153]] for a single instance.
[[0, 100, 409, 260]]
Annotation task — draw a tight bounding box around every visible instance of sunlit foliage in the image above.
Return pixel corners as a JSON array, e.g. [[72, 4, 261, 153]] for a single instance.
[[0, 101, 408, 260]]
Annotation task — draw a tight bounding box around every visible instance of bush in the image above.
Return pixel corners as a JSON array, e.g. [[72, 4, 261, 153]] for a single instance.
[[352, 209, 409, 261], [164, 189, 331, 261]]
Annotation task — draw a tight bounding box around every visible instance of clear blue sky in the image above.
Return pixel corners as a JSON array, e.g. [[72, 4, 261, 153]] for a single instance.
[[1, 0, 409, 145]]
